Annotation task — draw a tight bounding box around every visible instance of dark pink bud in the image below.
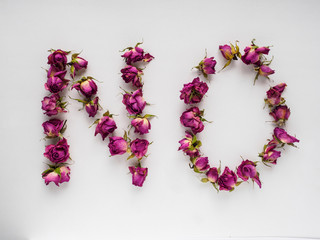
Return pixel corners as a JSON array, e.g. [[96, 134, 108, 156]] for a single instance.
[[217, 167, 237, 191], [180, 77, 208, 104], [274, 127, 299, 144], [42, 165, 70, 186], [122, 89, 146, 115], [258, 65, 275, 77], [47, 49, 68, 71], [219, 45, 233, 60], [131, 117, 151, 135], [236, 160, 261, 188], [85, 97, 99, 117], [42, 119, 64, 138], [73, 56, 88, 71], [41, 94, 66, 116], [121, 65, 143, 88], [130, 138, 149, 159], [206, 167, 218, 183], [194, 157, 210, 172], [129, 166, 148, 187], [44, 138, 70, 164], [121, 47, 144, 64], [180, 107, 204, 134], [71, 77, 97, 98], [94, 115, 117, 141], [108, 136, 128, 155], [270, 105, 290, 124], [44, 71, 69, 93]]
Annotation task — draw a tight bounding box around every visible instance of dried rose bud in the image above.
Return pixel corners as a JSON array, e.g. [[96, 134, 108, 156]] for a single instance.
[[129, 166, 148, 187], [108, 136, 128, 156], [180, 107, 204, 134], [94, 114, 117, 141], [42, 119, 64, 138], [121, 65, 143, 88], [130, 138, 149, 159], [47, 49, 68, 71], [85, 97, 99, 117], [45, 71, 69, 93], [194, 157, 210, 172], [122, 89, 146, 115], [236, 160, 261, 188], [44, 138, 70, 164], [217, 167, 237, 191], [71, 77, 97, 98], [270, 105, 290, 125], [131, 117, 151, 135], [180, 77, 208, 104], [206, 167, 219, 183]]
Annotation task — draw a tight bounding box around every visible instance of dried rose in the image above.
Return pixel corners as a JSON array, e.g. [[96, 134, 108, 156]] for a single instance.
[[42, 165, 70, 186], [41, 94, 67, 116], [194, 157, 210, 172], [45, 70, 69, 93], [241, 40, 270, 65], [178, 132, 201, 158], [94, 114, 117, 141], [47, 49, 68, 71], [258, 65, 275, 77], [131, 117, 151, 135], [130, 138, 149, 159], [108, 136, 128, 155], [265, 83, 287, 107], [71, 77, 97, 98], [273, 127, 299, 144], [219, 42, 241, 70], [270, 105, 290, 125], [206, 167, 219, 183], [122, 89, 146, 115], [121, 65, 143, 88], [259, 143, 281, 164], [180, 107, 204, 134], [42, 119, 64, 138], [217, 167, 237, 191], [180, 77, 208, 104], [69, 53, 88, 78], [44, 138, 70, 164], [236, 160, 261, 188], [143, 53, 154, 62], [121, 46, 144, 64], [85, 97, 99, 117], [196, 57, 216, 78], [129, 166, 148, 187]]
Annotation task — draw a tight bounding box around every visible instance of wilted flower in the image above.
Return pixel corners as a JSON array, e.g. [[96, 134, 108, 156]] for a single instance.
[[47, 49, 69, 71], [42, 165, 71, 186], [41, 94, 67, 116], [180, 107, 204, 134], [273, 127, 299, 144], [108, 136, 128, 155], [241, 41, 270, 65], [94, 114, 117, 141], [206, 167, 219, 183], [128, 166, 148, 187], [265, 83, 287, 107], [270, 105, 290, 125], [122, 88, 146, 115], [70, 53, 88, 78], [196, 57, 216, 77], [121, 65, 143, 88], [194, 157, 210, 172], [180, 77, 208, 104], [44, 138, 70, 164], [178, 132, 201, 158], [85, 97, 99, 117], [258, 65, 275, 77], [131, 117, 151, 135], [71, 77, 97, 98], [219, 42, 241, 70], [42, 119, 64, 138], [259, 142, 281, 164], [217, 167, 237, 191], [130, 138, 149, 159], [45, 70, 69, 93], [236, 160, 261, 188]]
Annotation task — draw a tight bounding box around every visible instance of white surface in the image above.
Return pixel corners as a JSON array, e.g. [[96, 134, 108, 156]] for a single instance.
[[0, 0, 320, 239]]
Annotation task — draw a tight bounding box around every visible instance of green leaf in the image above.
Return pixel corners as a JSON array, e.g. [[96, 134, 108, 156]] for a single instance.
[[235, 181, 242, 186], [212, 183, 219, 193], [127, 153, 135, 161]]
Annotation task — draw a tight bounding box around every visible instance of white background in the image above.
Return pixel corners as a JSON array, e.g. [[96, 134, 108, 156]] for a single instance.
[[1, 0, 320, 239]]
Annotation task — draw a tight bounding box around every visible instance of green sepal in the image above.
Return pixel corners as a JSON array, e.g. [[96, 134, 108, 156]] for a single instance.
[[201, 178, 209, 183], [229, 187, 235, 192], [127, 153, 135, 161], [123, 131, 128, 141], [103, 111, 114, 118], [235, 181, 243, 186], [193, 167, 200, 173], [142, 114, 156, 119], [220, 59, 232, 71], [212, 183, 219, 193], [89, 118, 100, 128], [120, 46, 133, 52]]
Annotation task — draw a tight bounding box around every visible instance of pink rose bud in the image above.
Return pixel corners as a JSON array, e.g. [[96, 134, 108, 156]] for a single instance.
[[197, 57, 217, 77], [128, 166, 148, 187], [219, 45, 234, 60], [241, 41, 270, 65], [259, 143, 281, 164], [47, 49, 68, 71], [73, 56, 88, 71], [41, 94, 66, 116], [44, 138, 70, 163], [143, 53, 154, 62], [122, 88, 146, 115], [71, 77, 98, 98], [236, 160, 261, 188], [121, 65, 143, 88], [131, 117, 151, 135], [180, 107, 204, 134], [178, 132, 201, 158], [42, 119, 64, 138], [45, 71, 69, 93], [194, 157, 210, 172], [258, 65, 275, 77], [180, 77, 208, 104], [42, 165, 70, 186], [94, 115, 117, 141], [121, 46, 144, 64], [108, 136, 128, 155], [130, 138, 149, 159], [270, 105, 290, 125], [85, 97, 99, 117], [265, 83, 287, 107], [274, 127, 299, 144], [206, 167, 219, 183], [217, 167, 237, 191]]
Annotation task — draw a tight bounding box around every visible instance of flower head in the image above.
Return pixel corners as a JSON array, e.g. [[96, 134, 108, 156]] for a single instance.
[[129, 166, 148, 187], [130, 138, 149, 159], [206, 167, 219, 183], [122, 89, 146, 115], [270, 105, 290, 125], [45, 71, 69, 93], [217, 167, 237, 191], [194, 157, 210, 172], [85, 97, 99, 117], [180, 107, 204, 134], [44, 138, 70, 164], [108, 136, 128, 155], [273, 127, 299, 144], [265, 83, 287, 107], [180, 77, 208, 104], [71, 77, 97, 98], [42, 119, 64, 138], [131, 117, 151, 135], [42, 165, 70, 186], [41, 94, 67, 116], [236, 160, 261, 188], [47, 49, 68, 71], [94, 114, 117, 141]]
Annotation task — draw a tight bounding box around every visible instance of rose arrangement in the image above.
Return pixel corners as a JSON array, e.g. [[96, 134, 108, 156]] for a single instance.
[[107, 42, 154, 187], [179, 40, 299, 192], [41, 49, 72, 186]]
